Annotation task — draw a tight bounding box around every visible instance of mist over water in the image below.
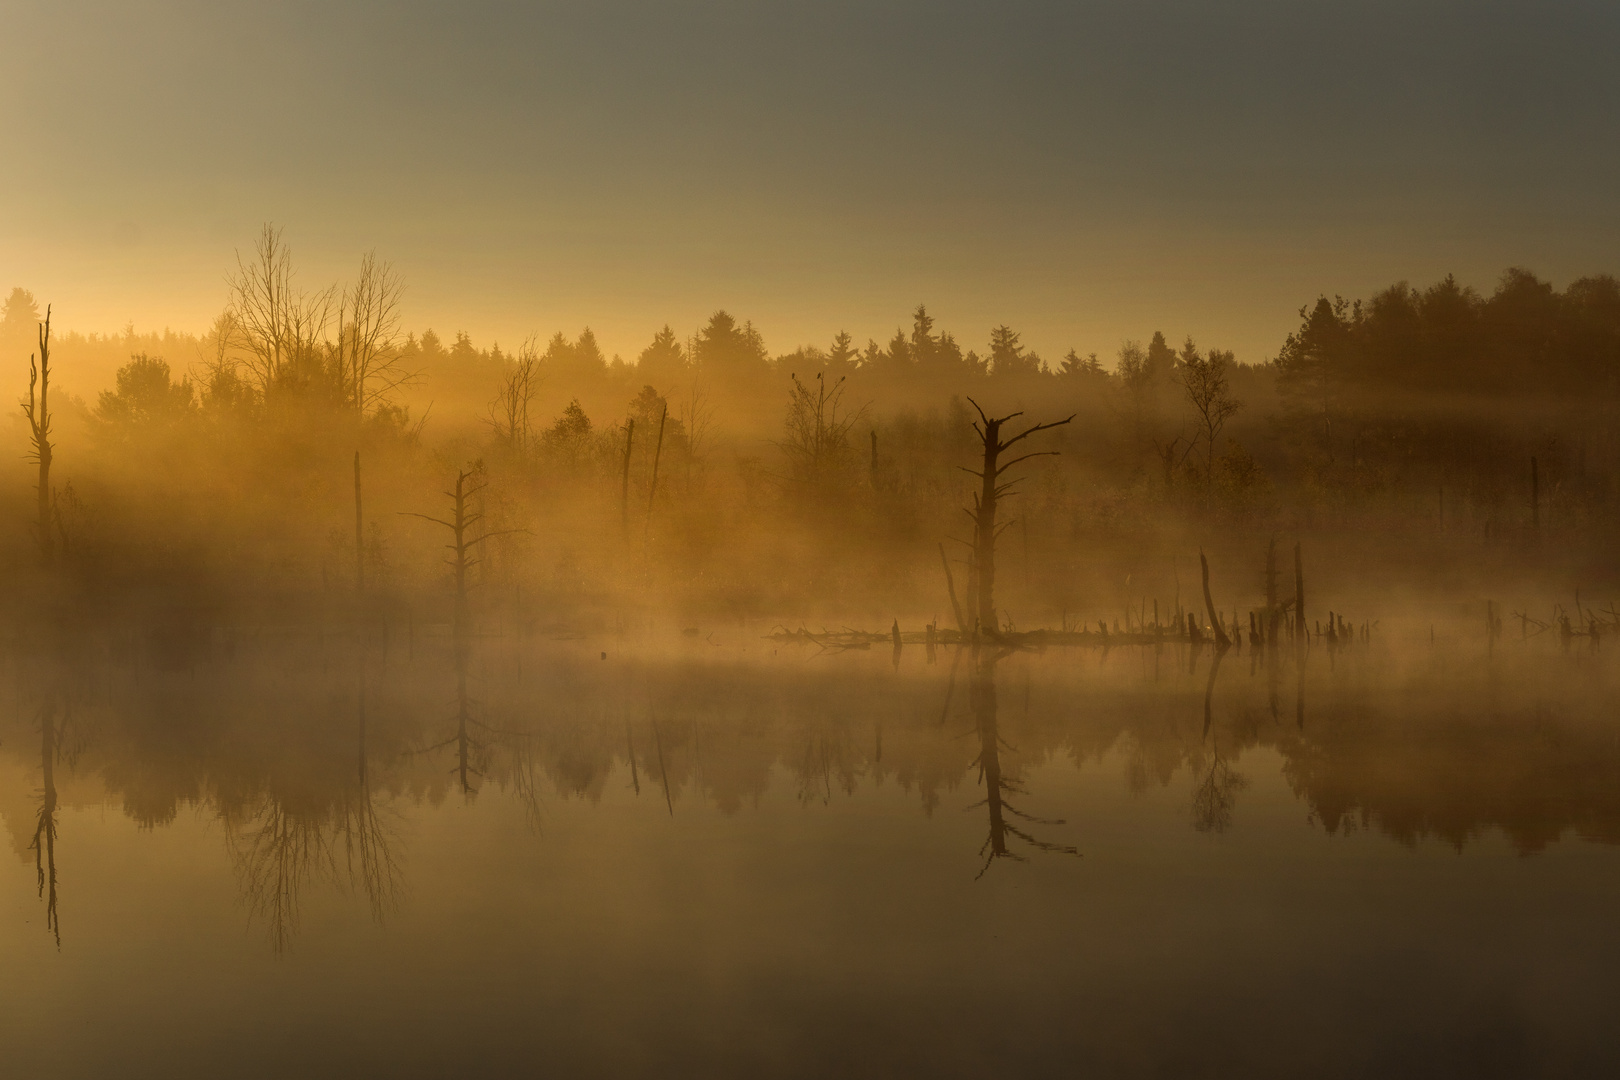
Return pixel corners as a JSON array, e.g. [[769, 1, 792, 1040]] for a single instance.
[[5, 170, 1620, 1077], [4, 615, 1618, 1078]]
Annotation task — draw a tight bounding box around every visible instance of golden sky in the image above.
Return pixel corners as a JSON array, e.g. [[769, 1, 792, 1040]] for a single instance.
[[3, 0, 1618, 364]]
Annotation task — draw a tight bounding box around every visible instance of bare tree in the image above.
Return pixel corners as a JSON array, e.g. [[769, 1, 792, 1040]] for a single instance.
[[780, 371, 862, 485], [225, 224, 334, 396], [1181, 345, 1241, 501], [22, 305, 54, 564], [677, 377, 714, 492], [342, 251, 411, 419], [486, 336, 541, 454], [961, 399, 1073, 635], [400, 467, 528, 651]]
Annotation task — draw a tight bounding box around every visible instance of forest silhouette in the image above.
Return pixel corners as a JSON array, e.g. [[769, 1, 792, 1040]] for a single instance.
[[4, 228, 1612, 635]]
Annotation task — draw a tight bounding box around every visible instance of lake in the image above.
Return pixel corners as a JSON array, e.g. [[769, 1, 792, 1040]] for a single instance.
[[4, 623, 1617, 1078]]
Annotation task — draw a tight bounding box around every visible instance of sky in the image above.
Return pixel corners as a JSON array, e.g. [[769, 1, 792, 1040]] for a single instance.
[[3, 0, 1619, 367]]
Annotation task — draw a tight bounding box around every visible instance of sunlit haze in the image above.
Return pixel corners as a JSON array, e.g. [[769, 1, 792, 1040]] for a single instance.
[[5, 1, 1620, 361]]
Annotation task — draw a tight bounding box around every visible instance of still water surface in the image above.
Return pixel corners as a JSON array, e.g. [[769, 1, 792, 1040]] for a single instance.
[[4, 627, 1617, 1078]]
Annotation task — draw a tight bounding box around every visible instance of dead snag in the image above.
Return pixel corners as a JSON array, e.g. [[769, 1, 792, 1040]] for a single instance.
[[1293, 542, 1306, 641], [939, 542, 968, 635], [400, 467, 529, 652], [644, 405, 667, 537], [1531, 456, 1541, 534], [354, 451, 365, 593], [23, 306, 54, 564], [619, 419, 635, 537], [961, 399, 1074, 636], [1199, 550, 1231, 649], [1264, 538, 1282, 645]]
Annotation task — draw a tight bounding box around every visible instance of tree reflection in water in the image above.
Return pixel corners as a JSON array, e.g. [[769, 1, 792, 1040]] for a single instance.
[[969, 648, 1079, 877], [30, 700, 62, 948], [8, 627, 1620, 955], [1191, 646, 1247, 833]]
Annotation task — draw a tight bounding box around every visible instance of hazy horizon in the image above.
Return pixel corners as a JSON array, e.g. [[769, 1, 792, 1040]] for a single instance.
[[6, 1, 1619, 364]]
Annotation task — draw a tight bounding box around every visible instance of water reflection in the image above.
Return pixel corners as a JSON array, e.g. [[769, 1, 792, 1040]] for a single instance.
[[4, 626, 1619, 951], [970, 647, 1079, 875], [30, 699, 61, 947]]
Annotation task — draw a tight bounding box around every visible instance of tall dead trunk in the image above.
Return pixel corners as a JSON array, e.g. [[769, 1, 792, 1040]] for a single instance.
[[620, 419, 635, 537], [401, 468, 526, 659], [964, 399, 1073, 637], [353, 451, 365, 594], [1294, 541, 1306, 640], [645, 406, 667, 536], [939, 542, 967, 635], [25, 307, 54, 565], [1264, 538, 1280, 644], [1199, 550, 1231, 649], [1531, 456, 1540, 533]]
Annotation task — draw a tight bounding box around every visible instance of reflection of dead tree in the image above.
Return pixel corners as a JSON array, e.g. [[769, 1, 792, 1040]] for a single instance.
[[231, 787, 402, 951], [1191, 746, 1248, 834], [1192, 648, 1247, 832], [29, 701, 61, 947], [339, 653, 402, 922], [652, 718, 674, 816], [969, 653, 1079, 877], [961, 401, 1073, 635], [231, 799, 336, 954]]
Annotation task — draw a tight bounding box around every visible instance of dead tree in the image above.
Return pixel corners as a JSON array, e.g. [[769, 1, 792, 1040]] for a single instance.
[[1294, 542, 1306, 640], [961, 399, 1074, 636], [343, 251, 412, 420], [1531, 456, 1541, 533], [1199, 550, 1231, 649], [645, 404, 668, 537], [23, 306, 53, 564], [938, 542, 967, 635], [1264, 538, 1284, 644], [620, 419, 635, 537], [486, 338, 540, 455], [401, 468, 527, 651], [353, 451, 365, 593]]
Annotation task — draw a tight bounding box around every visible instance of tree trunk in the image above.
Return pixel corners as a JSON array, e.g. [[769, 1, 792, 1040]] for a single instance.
[[939, 542, 967, 635], [645, 407, 667, 535], [354, 451, 365, 594], [973, 417, 1004, 633], [1294, 542, 1306, 640], [620, 419, 635, 537], [1200, 550, 1230, 649]]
